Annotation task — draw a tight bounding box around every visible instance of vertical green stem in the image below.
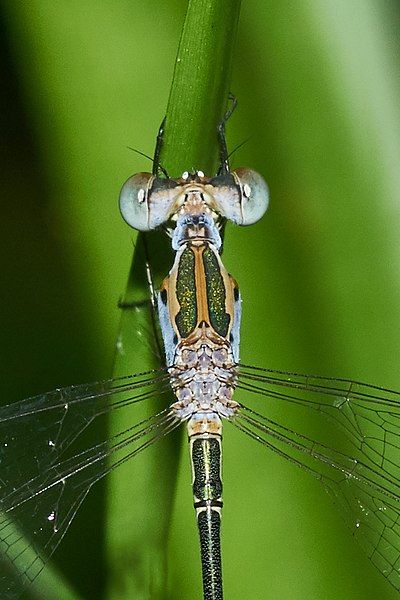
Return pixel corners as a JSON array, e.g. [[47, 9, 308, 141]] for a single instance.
[[161, 0, 242, 177], [108, 1, 242, 599]]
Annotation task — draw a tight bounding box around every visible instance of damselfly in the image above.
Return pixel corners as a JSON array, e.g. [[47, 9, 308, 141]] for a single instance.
[[1, 104, 400, 600]]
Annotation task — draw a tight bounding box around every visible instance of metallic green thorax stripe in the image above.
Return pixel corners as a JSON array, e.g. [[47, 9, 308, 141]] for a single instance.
[[202, 247, 230, 338], [175, 247, 197, 338], [191, 437, 223, 600]]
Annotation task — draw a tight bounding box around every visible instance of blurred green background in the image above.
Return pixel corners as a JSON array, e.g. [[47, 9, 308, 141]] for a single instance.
[[1, 1, 400, 599]]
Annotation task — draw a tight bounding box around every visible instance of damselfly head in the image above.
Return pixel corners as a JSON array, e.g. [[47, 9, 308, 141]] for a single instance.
[[119, 168, 269, 232]]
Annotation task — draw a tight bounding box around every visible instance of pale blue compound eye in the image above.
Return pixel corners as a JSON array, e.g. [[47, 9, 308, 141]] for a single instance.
[[119, 173, 180, 231], [207, 169, 269, 226], [232, 168, 269, 226], [119, 172, 154, 231]]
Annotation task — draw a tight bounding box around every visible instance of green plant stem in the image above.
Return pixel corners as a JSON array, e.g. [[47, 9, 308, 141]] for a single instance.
[[107, 1, 242, 599], [162, 0, 242, 177]]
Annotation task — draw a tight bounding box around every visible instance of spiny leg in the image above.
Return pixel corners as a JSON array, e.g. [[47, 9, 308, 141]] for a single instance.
[[152, 116, 168, 177], [118, 234, 164, 363], [217, 93, 238, 175], [141, 234, 165, 362]]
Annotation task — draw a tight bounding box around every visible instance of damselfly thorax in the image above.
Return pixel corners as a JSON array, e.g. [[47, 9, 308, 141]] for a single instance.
[[156, 173, 241, 424], [119, 167, 268, 426]]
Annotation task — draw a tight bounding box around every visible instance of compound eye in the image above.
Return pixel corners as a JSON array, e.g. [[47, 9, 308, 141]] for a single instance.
[[119, 172, 154, 231], [120, 173, 182, 231], [232, 168, 269, 225]]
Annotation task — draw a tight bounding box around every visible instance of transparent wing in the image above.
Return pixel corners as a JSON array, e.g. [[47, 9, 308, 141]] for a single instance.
[[236, 364, 400, 592], [0, 369, 177, 599]]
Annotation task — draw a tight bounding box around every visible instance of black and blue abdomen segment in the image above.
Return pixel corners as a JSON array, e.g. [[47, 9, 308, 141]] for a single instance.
[[191, 436, 223, 600]]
